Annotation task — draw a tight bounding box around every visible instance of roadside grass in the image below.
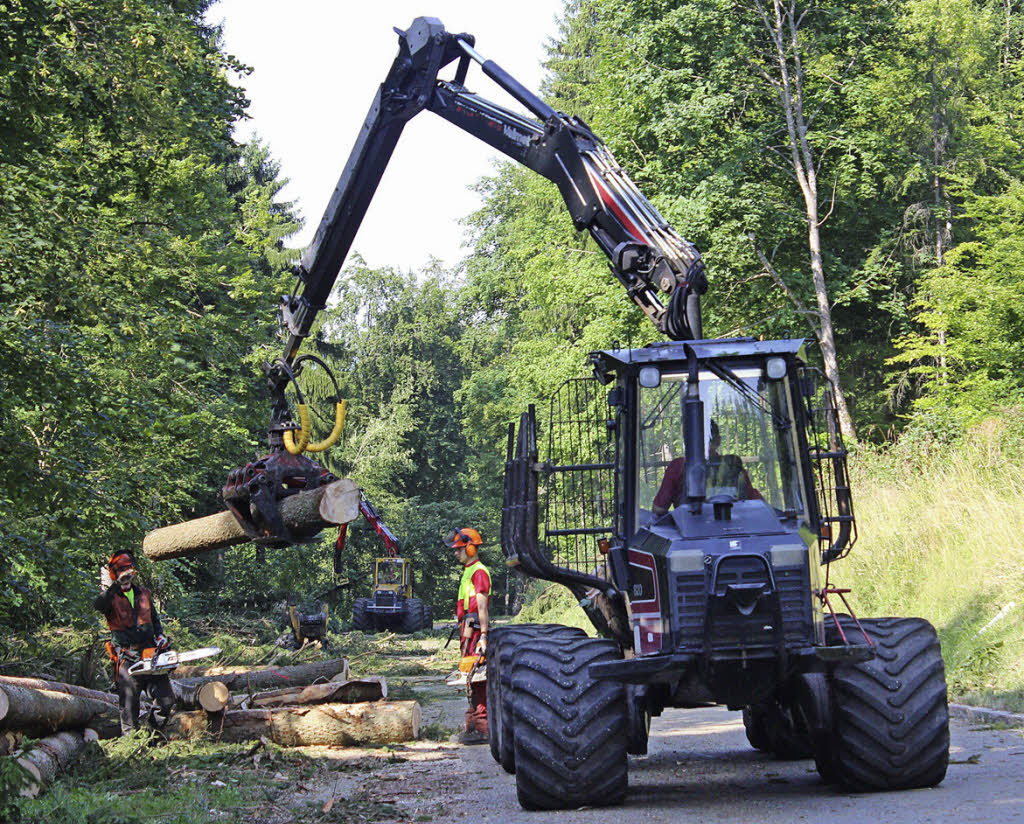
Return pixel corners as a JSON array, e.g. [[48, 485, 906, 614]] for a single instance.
[[843, 415, 1024, 712]]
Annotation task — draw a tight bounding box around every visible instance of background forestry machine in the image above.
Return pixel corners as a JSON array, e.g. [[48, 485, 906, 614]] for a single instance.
[[348, 493, 433, 634], [218, 16, 949, 811]]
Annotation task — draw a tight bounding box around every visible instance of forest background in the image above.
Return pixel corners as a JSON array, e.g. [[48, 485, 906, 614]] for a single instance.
[[1, 0, 1022, 710]]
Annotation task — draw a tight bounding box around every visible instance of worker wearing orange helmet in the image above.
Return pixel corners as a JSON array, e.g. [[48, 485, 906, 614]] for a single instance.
[[446, 527, 490, 744], [94, 551, 175, 735]]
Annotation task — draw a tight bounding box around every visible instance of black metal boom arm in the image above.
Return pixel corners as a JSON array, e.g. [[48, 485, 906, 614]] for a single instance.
[[271, 17, 707, 424]]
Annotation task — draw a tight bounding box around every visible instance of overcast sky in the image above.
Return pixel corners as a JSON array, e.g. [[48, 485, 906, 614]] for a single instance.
[[206, 1, 563, 272]]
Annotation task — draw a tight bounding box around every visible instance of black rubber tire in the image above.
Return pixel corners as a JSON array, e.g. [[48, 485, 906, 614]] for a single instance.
[[399, 598, 425, 633], [742, 706, 772, 752], [351, 598, 372, 632], [423, 603, 434, 630], [827, 616, 949, 791], [491, 624, 588, 774], [512, 636, 628, 810], [625, 684, 650, 756]]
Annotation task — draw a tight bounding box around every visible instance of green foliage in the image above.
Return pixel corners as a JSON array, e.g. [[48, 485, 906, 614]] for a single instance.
[[0, 1, 298, 627], [844, 412, 1024, 711]]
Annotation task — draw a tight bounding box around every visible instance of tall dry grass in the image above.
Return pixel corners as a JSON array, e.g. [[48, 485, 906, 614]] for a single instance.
[[840, 414, 1024, 711]]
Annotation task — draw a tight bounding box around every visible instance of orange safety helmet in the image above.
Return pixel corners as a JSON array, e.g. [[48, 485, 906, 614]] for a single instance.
[[107, 551, 135, 575], [445, 527, 483, 557]]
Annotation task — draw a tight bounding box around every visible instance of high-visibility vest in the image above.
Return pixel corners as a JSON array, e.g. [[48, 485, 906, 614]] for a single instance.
[[458, 560, 491, 614]]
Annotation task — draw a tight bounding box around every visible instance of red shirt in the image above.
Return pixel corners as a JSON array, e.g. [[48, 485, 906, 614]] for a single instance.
[[653, 456, 761, 511]]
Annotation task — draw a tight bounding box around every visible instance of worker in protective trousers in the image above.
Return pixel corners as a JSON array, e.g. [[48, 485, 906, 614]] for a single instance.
[[447, 527, 490, 745], [94, 551, 175, 735]]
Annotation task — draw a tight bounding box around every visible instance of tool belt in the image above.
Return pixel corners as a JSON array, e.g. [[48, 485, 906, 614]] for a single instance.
[[104, 641, 146, 679], [461, 612, 481, 631]]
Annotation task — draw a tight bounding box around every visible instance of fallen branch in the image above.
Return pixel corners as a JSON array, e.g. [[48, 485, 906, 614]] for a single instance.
[[142, 479, 360, 561], [171, 700, 421, 747]]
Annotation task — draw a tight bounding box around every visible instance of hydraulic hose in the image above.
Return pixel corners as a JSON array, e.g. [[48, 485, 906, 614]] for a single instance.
[[283, 403, 311, 454], [305, 399, 347, 453]]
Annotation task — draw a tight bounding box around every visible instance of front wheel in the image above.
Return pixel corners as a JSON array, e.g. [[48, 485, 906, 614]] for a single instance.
[[351, 598, 372, 632], [825, 616, 949, 791], [512, 637, 627, 810]]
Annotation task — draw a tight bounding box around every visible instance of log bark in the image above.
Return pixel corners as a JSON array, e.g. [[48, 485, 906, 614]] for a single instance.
[[172, 700, 421, 747], [0, 684, 115, 736], [174, 658, 349, 691], [17, 728, 99, 798], [172, 680, 230, 712], [228, 677, 386, 710], [0, 675, 116, 706], [143, 478, 360, 561]]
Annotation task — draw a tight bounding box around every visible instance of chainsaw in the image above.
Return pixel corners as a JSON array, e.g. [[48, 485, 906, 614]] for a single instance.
[[126, 646, 221, 677]]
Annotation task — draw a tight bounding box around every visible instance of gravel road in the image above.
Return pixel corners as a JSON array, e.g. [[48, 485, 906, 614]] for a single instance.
[[437, 703, 1024, 823]]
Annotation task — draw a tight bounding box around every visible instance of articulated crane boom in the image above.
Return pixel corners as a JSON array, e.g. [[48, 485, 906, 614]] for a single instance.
[[224, 17, 707, 547]]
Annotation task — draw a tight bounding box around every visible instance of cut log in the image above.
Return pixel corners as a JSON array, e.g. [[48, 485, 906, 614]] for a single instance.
[[0, 684, 115, 736], [171, 700, 421, 747], [228, 677, 387, 710], [17, 728, 98, 798], [0, 675, 116, 706], [172, 680, 230, 712], [174, 658, 349, 691], [142, 479, 360, 561]]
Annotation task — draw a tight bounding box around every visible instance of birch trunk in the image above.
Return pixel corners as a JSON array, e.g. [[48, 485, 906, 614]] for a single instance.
[[755, 0, 856, 440]]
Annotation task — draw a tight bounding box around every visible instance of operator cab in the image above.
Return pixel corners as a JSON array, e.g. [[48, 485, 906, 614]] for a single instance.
[[631, 349, 808, 530]]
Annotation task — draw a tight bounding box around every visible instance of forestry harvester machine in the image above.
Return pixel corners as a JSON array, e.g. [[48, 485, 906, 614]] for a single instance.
[[347, 493, 433, 634], [216, 17, 949, 811]]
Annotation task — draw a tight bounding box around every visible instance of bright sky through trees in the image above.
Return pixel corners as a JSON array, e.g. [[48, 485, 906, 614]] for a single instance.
[[206, 1, 561, 272]]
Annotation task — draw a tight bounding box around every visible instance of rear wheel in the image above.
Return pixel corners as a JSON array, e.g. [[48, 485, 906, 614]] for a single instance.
[[489, 624, 587, 773], [423, 603, 434, 630], [825, 617, 949, 791], [351, 598, 371, 632], [512, 637, 627, 810]]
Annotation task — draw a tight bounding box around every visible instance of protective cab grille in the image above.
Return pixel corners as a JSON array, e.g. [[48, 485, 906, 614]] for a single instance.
[[672, 555, 811, 650]]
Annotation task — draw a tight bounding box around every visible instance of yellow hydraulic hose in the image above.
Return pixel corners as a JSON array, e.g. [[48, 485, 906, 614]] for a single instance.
[[306, 399, 347, 453], [282, 404, 311, 455]]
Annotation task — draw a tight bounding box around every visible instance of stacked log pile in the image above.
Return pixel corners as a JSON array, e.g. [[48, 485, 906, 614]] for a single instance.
[[1, 662, 416, 797]]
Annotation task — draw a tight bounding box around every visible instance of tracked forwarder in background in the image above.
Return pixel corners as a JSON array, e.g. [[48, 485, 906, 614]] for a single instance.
[[216, 17, 949, 810]]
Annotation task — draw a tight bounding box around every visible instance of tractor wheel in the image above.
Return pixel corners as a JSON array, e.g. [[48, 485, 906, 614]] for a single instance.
[[492, 624, 587, 773], [351, 598, 372, 632], [400, 598, 425, 633], [742, 707, 772, 752], [424, 603, 434, 630], [511, 636, 628, 810], [826, 617, 949, 791], [743, 673, 829, 760]]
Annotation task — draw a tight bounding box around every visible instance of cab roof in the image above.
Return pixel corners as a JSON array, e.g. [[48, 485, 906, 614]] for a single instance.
[[590, 337, 808, 377]]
